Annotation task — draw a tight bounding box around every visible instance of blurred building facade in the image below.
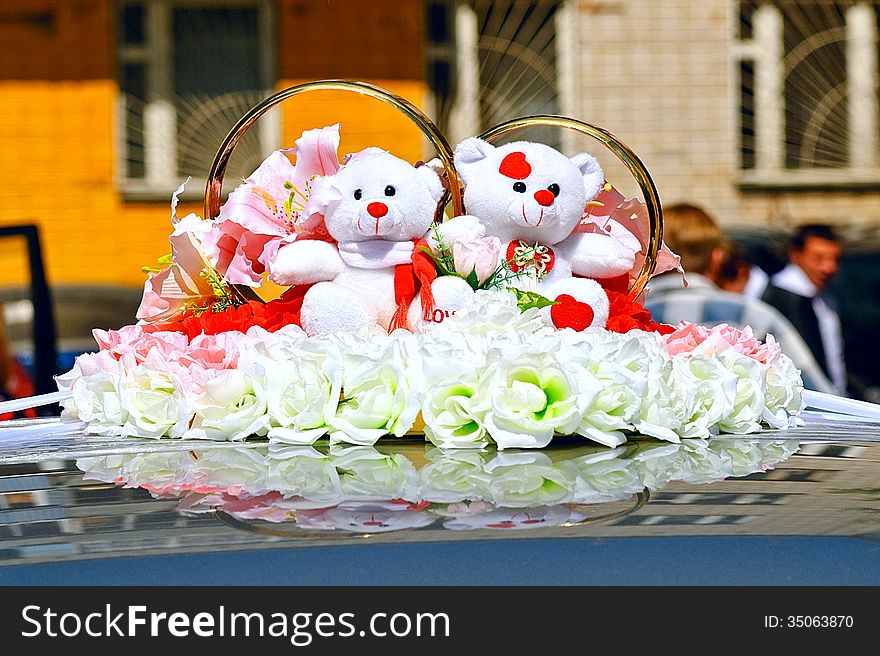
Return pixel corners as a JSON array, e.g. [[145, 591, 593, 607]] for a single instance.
[[1, 0, 879, 289]]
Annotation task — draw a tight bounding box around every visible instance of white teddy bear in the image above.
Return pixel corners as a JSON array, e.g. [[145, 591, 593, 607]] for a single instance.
[[268, 148, 471, 335], [442, 137, 637, 330]]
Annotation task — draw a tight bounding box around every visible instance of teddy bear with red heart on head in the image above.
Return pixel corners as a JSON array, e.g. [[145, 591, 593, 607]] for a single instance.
[[433, 136, 638, 330]]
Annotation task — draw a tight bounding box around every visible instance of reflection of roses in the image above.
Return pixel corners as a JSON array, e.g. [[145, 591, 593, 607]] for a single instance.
[[572, 448, 643, 502], [330, 446, 420, 502], [484, 452, 579, 507], [419, 449, 491, 502]]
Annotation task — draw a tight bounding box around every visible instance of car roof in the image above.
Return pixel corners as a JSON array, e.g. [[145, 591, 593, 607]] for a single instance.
[[1, 419, 879, 585]]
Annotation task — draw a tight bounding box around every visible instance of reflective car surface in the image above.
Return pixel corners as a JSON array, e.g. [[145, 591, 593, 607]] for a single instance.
[[1, 417, 879, 585]]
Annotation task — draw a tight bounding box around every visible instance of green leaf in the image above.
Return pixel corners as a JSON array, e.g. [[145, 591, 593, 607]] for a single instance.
[[418, 245, 456, 277], [465, 268, 480, 290], [510, 288, 558, 312]]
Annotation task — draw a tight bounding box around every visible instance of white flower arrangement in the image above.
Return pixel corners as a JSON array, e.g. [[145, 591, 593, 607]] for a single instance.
[[60, 290, 804, 449]]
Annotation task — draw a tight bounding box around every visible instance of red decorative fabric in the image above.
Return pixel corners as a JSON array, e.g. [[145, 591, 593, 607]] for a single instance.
[[605, 289, 675, 335], [390, 238, 437, 331]]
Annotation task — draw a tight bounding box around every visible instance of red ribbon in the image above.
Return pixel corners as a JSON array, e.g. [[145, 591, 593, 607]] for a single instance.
[[390, 238, 437, 331]]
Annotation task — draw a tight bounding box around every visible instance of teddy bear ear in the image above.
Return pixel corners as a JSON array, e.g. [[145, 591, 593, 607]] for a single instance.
[[570, 152, 605, 201], [416, 163, 446, 203], [454, 137, 495, 185]]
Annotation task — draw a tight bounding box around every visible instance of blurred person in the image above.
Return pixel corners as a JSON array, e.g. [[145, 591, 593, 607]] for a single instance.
[[710, 239, 750, 293], [0, 307, 36, 420], [710, 239, 769, 299], [645, 203, 836, 394], [762, 224, 847, 396]]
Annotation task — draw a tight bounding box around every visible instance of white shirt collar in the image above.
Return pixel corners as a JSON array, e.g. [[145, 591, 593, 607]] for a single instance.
[[771, 264, 817, 297]]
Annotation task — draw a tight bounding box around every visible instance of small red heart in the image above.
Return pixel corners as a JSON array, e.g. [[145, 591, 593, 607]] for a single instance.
[[550, 294, 595, 331], [499, 151, 532, 180]]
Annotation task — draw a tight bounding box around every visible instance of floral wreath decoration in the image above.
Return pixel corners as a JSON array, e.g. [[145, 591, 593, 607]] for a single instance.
[[7, 80, 815, 450]]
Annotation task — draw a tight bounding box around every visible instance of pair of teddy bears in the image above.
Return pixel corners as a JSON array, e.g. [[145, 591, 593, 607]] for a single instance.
[[269, 137, 636, 335]]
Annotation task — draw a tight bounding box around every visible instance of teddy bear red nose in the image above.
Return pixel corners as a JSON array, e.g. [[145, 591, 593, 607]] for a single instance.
[[367, 202, 388, 218], [533, 190, 555, 207]]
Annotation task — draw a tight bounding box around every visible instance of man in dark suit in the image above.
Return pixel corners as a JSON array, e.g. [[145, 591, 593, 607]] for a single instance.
[[762, 224, 847, 395]]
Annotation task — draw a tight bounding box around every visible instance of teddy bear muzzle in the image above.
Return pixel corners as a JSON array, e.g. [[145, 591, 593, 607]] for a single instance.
[[507, 196, 559, 230], [357, 201, 400, 237]]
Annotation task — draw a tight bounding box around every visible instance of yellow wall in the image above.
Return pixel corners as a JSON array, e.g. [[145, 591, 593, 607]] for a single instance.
[[0, 0, 429, 290]]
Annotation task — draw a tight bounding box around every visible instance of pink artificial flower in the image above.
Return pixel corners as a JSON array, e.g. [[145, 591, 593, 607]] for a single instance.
[[93, 325, 189, 364], [664, 322, 781, 365], [136, 213, 219, 325], [579, 185, 684, 284], [183, 332, 245, 371], [452, 235, 503, 284], [201, 125, 342, 286]]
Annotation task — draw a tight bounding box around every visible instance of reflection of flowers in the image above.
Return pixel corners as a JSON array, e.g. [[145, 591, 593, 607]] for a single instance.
[[76, 436, 800, 533]]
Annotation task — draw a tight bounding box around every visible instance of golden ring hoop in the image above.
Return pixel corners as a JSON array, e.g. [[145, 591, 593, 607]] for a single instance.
[[478, 116, 662, 299], [204, 79, 463, 223]]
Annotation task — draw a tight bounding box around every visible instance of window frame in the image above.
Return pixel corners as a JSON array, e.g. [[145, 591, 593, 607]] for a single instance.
[[734, 1, 880, 191], [115, 0, 277, 201]]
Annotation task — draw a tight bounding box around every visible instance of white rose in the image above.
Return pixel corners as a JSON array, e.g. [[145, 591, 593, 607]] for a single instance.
[[244, 336, 343, 444], [186, 369, 269, 441], [633, 357, 687, 443], [119, 362, 192, 439], [763, 353, 804, 428], [673, 355, 738, 439], [716, 351, 767, 434], [481, 350, 584, 449], [60, 351, 129, 435], [439, 289, 548, 336], [330, 336, 422, 446], [421, 371, 492, 449]]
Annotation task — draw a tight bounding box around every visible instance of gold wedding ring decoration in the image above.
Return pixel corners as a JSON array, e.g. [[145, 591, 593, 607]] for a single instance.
[[205, 80, 662, 298]]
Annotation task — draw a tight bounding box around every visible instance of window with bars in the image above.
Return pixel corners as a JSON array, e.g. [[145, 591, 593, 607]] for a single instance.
[[116, 0, 275, 198], [736, 1, 880, 188], [425, 0, 564, 146]]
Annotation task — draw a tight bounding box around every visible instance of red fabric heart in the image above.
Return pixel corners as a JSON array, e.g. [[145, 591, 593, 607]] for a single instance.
[[550, 294, 595, 331], [499, 151, 532, 180]]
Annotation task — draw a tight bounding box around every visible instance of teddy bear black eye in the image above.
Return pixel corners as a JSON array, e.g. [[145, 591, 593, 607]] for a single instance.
[[354, 189, 362, 200], [384, 185, 396, 197], [548, 183, 560, 197], [513, 182, 527, 193]]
